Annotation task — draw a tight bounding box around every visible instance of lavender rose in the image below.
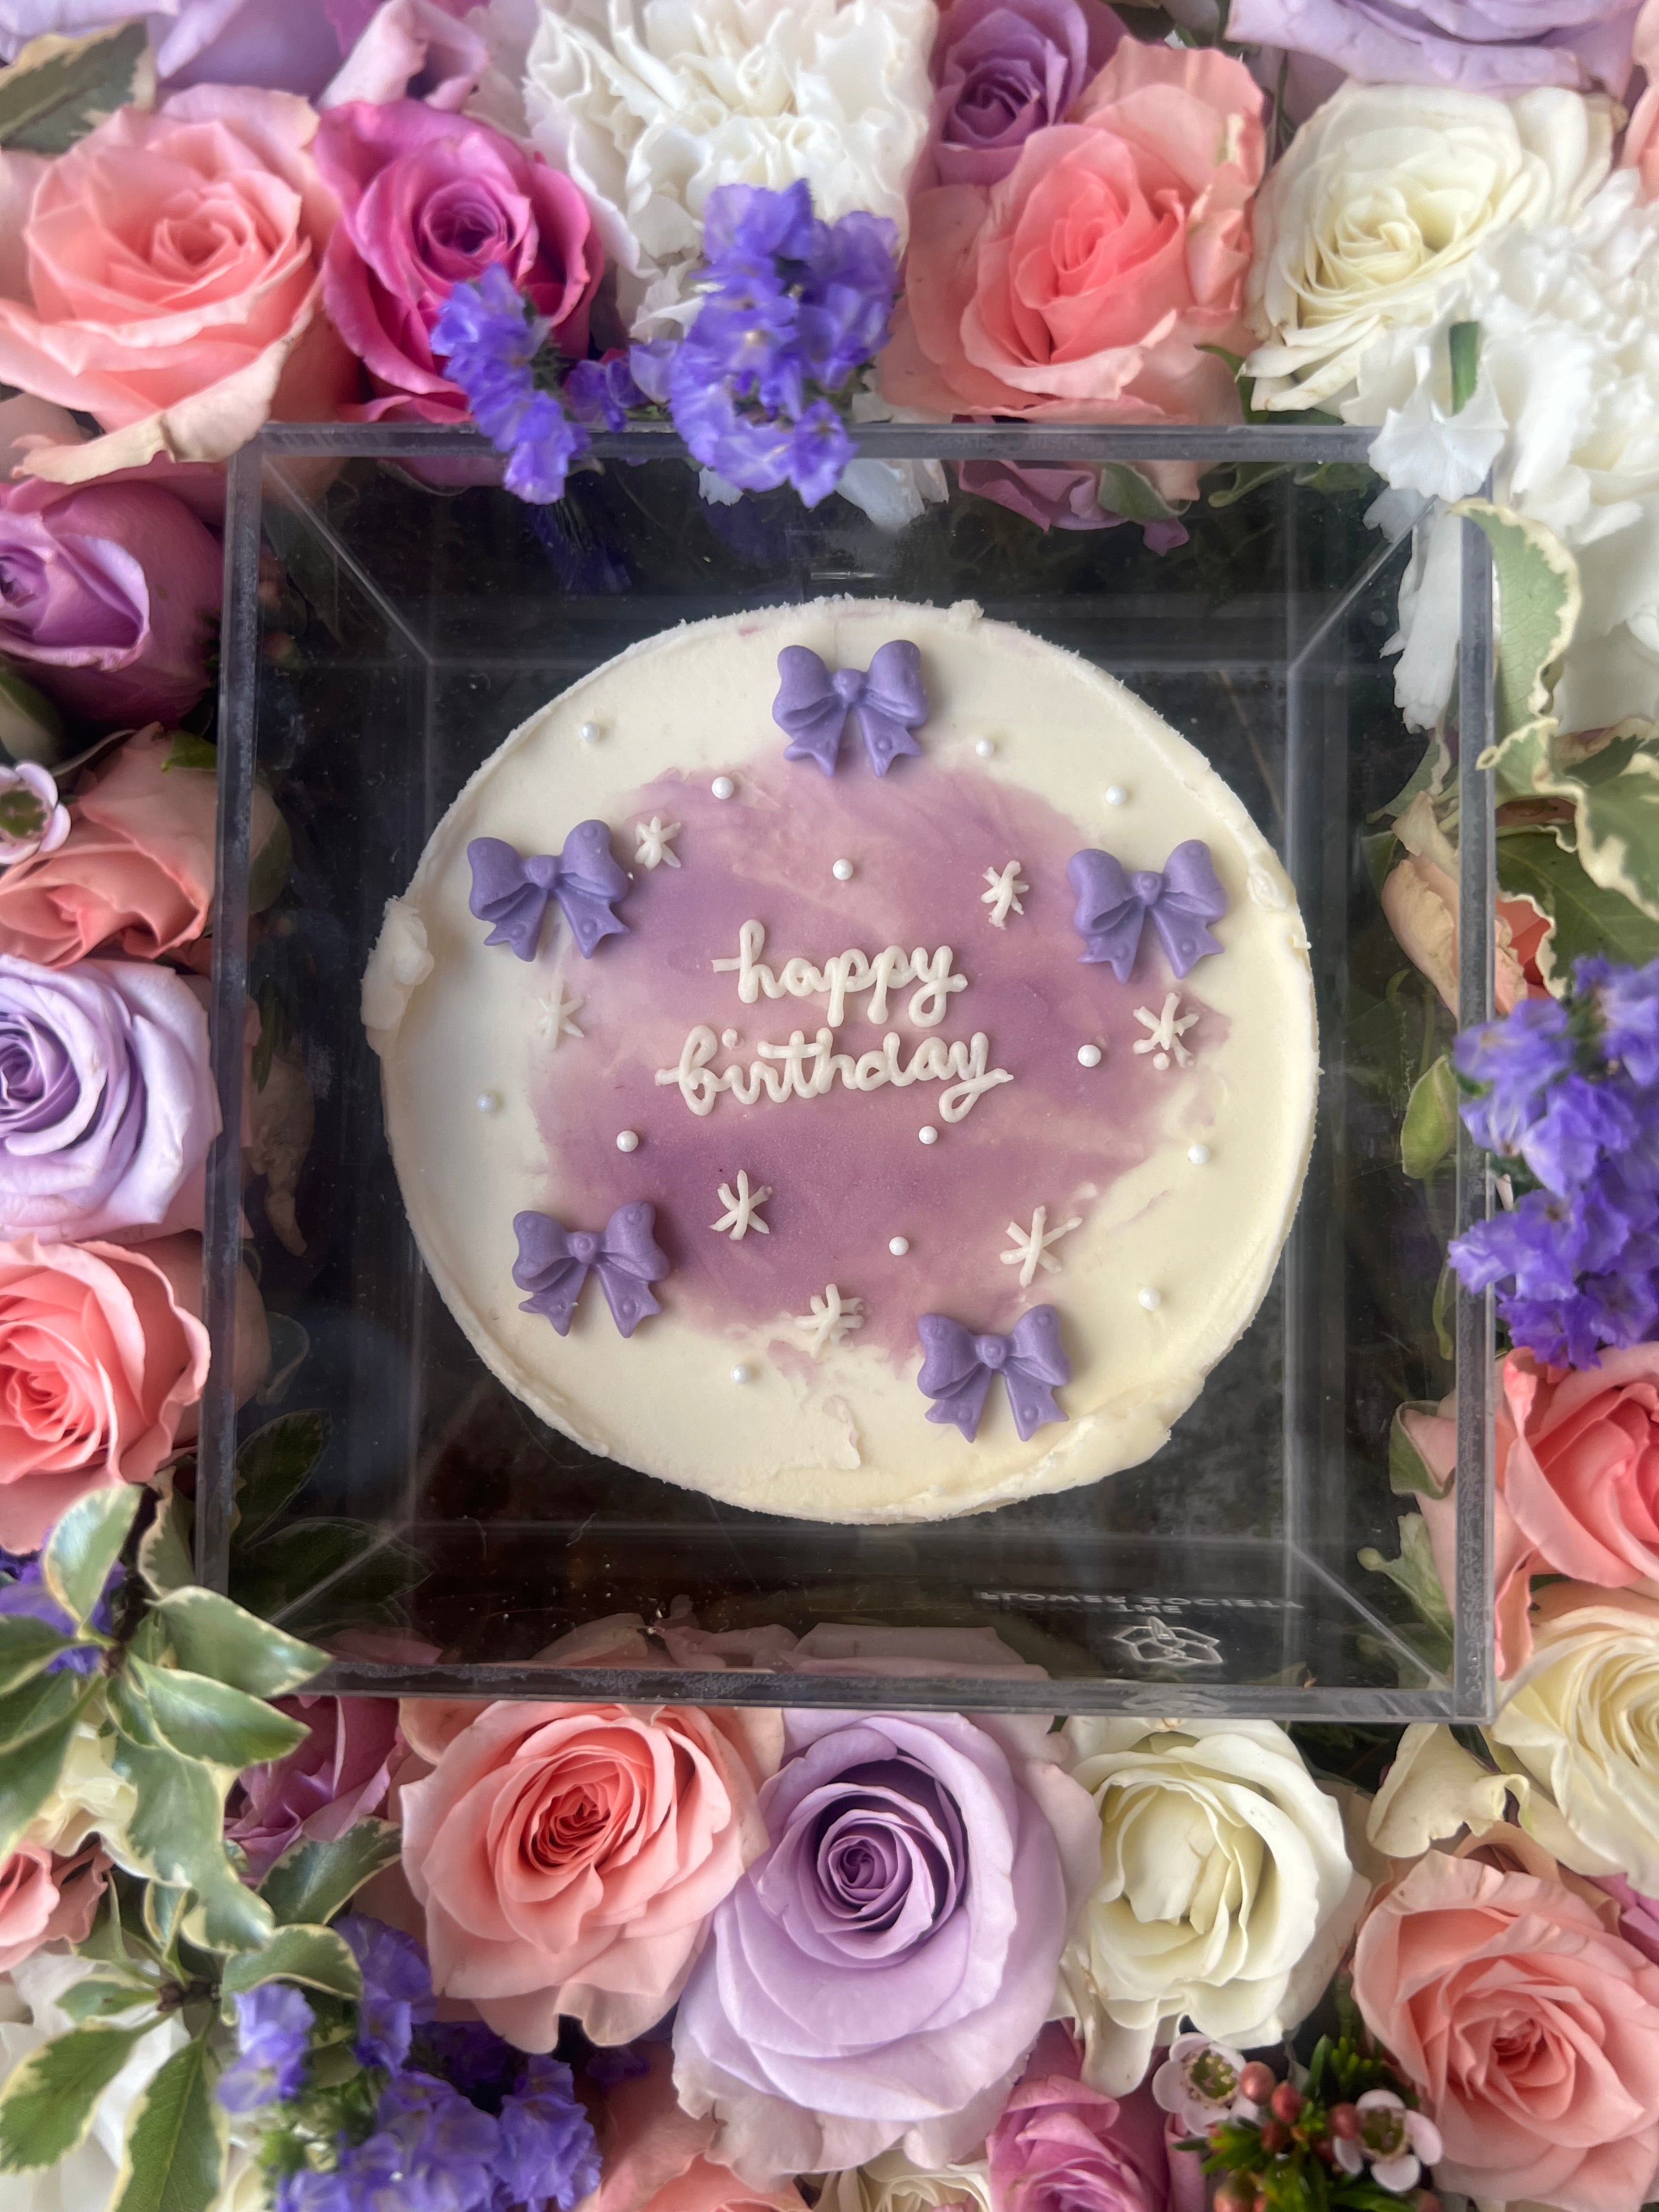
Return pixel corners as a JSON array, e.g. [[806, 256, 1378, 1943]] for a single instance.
[[0, 955, 217, 1245], [672, 1711, 1100, 2181], [1226, 0, 1643, 96], [926, 0, 1125, 185], [0, 479, 222, 727]]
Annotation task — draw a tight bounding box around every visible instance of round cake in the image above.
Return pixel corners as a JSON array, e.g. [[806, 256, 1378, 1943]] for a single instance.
[[363, 597, 1317, 1524]]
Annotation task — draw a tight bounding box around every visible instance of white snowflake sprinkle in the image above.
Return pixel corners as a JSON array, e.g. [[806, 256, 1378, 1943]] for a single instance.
[[1133, 993, 1198, 1071], [1000, 1204, 1082, 1289], [711, 1170, 772, 1241], [795, 1283, 864, 1359], [535, 981, 585, 1047], [634, 815, 681, 870], [981, 860, 1029, 929]]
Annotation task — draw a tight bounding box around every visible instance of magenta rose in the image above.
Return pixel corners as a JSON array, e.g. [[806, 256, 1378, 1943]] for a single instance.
[[1226, 0, 1641, 94], [0, 479, 221, 727], [927, 0, 1125, 184], [227, 1694, 404, 1883], [991, 2024, 1194, 2212], [315, 99, 603, 424], [671, 1711, 1101, 2180]]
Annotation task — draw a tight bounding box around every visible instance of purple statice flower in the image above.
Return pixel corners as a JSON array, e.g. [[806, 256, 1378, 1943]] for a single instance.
[[0, 1557, 115, 1674], [379, 2071, 500, 2199], [667, 368, 793, 493], [625, 340, 676, 407], [1454, 994, 1576, 1156], [702, 178, 817, 275], [431, 267, 590, 506], [337, 1916, 435, 2072], [218, 1985, 313, 2115], [412, 2021, 524, 2110], [1584, 955, 1659, 1090], [490, 2057, 600, 2212], [787, 400, 856, 509], [797, 211, 901, 387], [502, 391, 588, 504], [1520, 1073, 1639, 1194], [582, 2041, 653, 2094], [564, 355, 646, 432]]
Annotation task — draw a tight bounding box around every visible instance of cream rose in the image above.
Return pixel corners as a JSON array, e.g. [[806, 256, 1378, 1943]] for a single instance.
[[1490, 1584, 1659, 1894], [1245, 81, 1612, 415], [1059, 1719, 1367, 2092], [816, 2150, 995, 2212]]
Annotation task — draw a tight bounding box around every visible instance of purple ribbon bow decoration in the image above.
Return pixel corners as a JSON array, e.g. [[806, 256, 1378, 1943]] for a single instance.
[[1067, 840, 1226, 984], [916, 1307, 1070, 1443], [773, 640, 928, 777], [512, 1203, 669, 1337], [467, 822, 630, 961]]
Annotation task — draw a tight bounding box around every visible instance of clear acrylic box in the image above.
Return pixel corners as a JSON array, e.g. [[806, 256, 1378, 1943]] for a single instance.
[[199, 421, 1497, 1719]]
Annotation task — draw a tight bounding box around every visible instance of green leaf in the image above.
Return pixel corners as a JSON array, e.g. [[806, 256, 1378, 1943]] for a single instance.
[[1401, 1053, 1459, 1180], [1390, 1402, 1451, 1498], [0, 1613, 79, 1695], [1497, 828, 1659, 978], [0, 2023, 150, 2171], [106, 1735, 275, 1958], [137, 1492, 194, 1601], [1096, 462, 1180, 524], [0, 1679, 98, 1859], [249, 807, 293, 916], [108, 2034, 225, 2212], [56, 1976, 157, 2026], [162, 732, 217, 775], [1534, 719, 1659, 926], [0, 23, 150, 155], [150, 1588, 324, 1700], [1452, 498, 1581, 799], [1204, 460, 1288, 511], [1449, 320, 1482, 415], [142, 1881, 188, 1960], [0, 663, 65, 766], [126, 1655, 310, 1770], [232, 1412, 330, 1547], [258, 1820, 403, 1928], [221, 1923, 362, 2006], [43, 1483, 141, 1625], [1358, 1513, 1455, 1671]]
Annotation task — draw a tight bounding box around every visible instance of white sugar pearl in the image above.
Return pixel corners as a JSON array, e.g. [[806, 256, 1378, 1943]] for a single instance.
[[974, 738, 996, 759], [730, 1363, 753, 1385], [1077, 1044, 1103, 1069], [1188, 1143, 1211, 1166], [721, 1028, 740, 1049], [918, 1125, 939, 1147], [832, 858, 855, 882], [579, 720, 601, 744], [711, 775, 736, 800], [1153, 1052, 1170, 1072], [1105, 785, 1128, 807], [615, 1130, 640, 1154], [888, 1236, 910, 1257], [1138, 1286, 1163, 1311], [476, 1091, 500, 1114]]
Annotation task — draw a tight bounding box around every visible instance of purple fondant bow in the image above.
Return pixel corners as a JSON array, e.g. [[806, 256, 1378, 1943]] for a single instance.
[[512, 1203, 669, 1338], [1067, 840, 1226, 984], [773, 641, 928, 777], [916, 1306, 1070, 1443], [467, 822, 630, 961]]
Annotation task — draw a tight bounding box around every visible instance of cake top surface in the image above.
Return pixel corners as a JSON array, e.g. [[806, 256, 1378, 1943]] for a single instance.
[[366, 596, 1318, 1524]]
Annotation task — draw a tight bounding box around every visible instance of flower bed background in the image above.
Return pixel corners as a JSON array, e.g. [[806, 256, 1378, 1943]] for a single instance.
[[0, 0, 1656, 2208]]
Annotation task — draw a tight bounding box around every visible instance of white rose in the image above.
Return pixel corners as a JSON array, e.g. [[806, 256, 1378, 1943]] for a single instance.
[[817, 2148, 995, 2212], [1489, 1585, 1659, 1893], [520, 0, 936, 334], [1059, 1718, 1367, 2094], [0, 1956, 188, 2212], [1245, 82, 1612, 416]]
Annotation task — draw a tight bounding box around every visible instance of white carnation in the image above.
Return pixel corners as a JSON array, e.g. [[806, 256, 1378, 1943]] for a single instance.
[[1058, 1718, 1368, 2096], [520, 0, 936, 335]]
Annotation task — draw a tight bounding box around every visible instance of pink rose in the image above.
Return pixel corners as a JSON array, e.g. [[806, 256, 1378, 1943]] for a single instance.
[[398, 1701, 782, 2051], [314, 99, 601, 424], [991, 2023, 1196, 2212], [0, 1841, 106, 1973], [227, 1694, 404, 1883], [0, 1234, 208, 1551], [1407, 1347, 1659, 1676], [1353, 1849, 1659, 2212], [1622, 0, 1659, 198], [1595, 1873, 1659, 1966], [956, 459, 1190, 548], [0, 730, 219, 968], [883, 41, 1264, 499], [0, 88, 355, 483], [588, 2047, 807, 2212], [0, 478, 221, 726]]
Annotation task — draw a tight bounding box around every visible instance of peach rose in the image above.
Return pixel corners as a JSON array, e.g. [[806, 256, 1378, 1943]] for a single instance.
[[1381, 856, 1550, 1015], [0, 730, 223, 968], [1407, 1348, 1659, 1677], [398, 1701, 783, 2052], [1352, 1848, 1659, 2212], [0, 1842, 105, 1974], [882, 40, 1264, 498], [0, 87, 355, 484], [0, 1234, 208, 1551], [587, 2046, 806, 2212], [1622, 0, 1659, 199]]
